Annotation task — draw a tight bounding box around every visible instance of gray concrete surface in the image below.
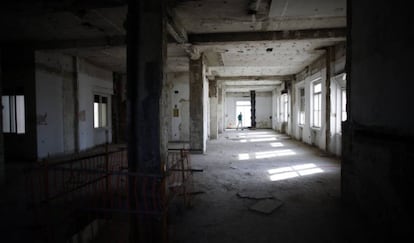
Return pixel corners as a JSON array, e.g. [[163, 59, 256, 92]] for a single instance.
[[171, 129, 375, 243]]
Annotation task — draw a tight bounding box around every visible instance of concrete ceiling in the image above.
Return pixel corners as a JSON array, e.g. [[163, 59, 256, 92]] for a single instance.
[[174, 0, 346, 33], [0, 0, 346, 92]]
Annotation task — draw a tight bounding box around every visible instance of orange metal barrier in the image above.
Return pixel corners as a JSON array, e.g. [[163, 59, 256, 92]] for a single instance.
[[24, 147, 194, 242]]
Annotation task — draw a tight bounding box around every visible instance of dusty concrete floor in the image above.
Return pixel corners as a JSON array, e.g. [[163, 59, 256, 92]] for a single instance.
[[171, 129, 375, 243]]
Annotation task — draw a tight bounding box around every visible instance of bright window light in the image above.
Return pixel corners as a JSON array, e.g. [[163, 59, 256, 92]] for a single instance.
[[238, 153, 250, 160], [255, 149, 296, 159], [292, 163, 316, 170], [240, 139, 247, 143], [268, 163, 324, 181], [268, 167, 293, 174], [270, 142, 284, 147], [250, 137, 277, 142], [297, 168, 324, 176], [270, 172, 299, 181]]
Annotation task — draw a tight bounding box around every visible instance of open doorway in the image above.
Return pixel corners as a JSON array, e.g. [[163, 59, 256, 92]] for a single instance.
[[236, 100, 251, 128]]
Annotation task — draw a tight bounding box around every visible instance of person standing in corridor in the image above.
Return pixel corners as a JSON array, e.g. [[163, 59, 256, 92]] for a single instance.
[[236, 112, 243, 130]]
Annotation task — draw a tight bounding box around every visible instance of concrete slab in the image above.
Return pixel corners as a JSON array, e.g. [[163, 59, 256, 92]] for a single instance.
[[249, 199, 283, 215]]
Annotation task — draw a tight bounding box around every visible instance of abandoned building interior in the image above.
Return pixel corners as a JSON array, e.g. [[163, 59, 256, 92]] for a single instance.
[[0, 0, 412, 242]]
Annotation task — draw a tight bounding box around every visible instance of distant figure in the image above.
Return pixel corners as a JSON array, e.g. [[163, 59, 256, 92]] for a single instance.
[[236, 112, 243, 130]]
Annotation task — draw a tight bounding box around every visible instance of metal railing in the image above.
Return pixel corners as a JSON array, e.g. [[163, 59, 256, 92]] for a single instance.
[[24, 146, 195, 242]]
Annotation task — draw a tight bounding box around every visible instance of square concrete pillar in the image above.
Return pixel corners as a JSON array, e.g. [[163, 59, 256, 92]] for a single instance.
[[209, 80, 218, 139], [190, 56, 206, 152], [127, 0, 167, 241], [127, 0, 167, 173], [217, 84, 224, 134]]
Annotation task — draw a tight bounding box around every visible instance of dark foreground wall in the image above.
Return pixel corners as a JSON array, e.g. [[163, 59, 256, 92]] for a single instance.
[[1, 48, 37, 161], [343, 0, 414, 238]]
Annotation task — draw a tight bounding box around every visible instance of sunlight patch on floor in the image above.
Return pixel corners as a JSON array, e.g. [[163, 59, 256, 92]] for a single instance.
[[237, 149, 295, 160], [268, 163, 324, 181], [270, 142, 284, 147]]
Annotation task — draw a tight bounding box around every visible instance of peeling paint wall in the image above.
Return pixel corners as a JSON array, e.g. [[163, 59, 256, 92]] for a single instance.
[[168, 72, 190, 142], [35, 51, 69, 158], [78, 58, 113, 151], [35, 52, 113, 159]]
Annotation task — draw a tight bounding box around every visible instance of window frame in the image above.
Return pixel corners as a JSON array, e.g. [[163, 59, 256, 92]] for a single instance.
[[341, 88, 347, 122], [2, 95, 26, 134], [312, 80, 322, 128], [280, 93, 288, 123], [298, 87, 305, 126], [93, 94, 109, 129]]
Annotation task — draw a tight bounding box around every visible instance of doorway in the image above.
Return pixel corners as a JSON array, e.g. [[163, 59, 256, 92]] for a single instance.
[[236, 100, 251, 128]]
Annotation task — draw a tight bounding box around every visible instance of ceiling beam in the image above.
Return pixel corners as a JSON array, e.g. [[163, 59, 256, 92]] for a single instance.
[[215, 75, 293, 81], [225, 85, 278, 91], [189, 27, 346, 44], [166, 8, 188, 44]]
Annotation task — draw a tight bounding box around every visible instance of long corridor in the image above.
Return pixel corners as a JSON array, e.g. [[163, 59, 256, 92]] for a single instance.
[[173, 129, 373, 243]]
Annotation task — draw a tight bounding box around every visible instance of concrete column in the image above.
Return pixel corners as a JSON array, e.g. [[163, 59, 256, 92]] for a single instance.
[[217, 84, 224, 133], [127, 0, 166, 172], [209, 80, 218, 139], [190, 57, 205, 152], [250, 90, 256, 128], [325, 47, 333, 153], [127, 0, 166, 241], [0, 50, 4, 184]]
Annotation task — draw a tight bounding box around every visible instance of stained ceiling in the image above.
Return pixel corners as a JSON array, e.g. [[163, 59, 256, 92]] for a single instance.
[[0, 0, 346, 92]]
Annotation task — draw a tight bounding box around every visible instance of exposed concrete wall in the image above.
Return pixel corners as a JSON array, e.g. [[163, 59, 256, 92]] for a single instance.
[[291, 59, 327, 150], [35, 51, 78, 158], [77, 59, 113, 150], [35, 52, 67, 158], [256, 92, 272, 128], [35, 52, 113, 158], [342, 1, 413, 237], [2, 48, 37, 160], [168, 72, 190, 142], [225, 92, 272, 129], [112, 73, 127, 144]]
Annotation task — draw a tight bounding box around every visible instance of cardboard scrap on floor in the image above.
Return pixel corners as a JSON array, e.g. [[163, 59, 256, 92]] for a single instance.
[[237, 191, 274, 200], [249, 199, 283, 214]]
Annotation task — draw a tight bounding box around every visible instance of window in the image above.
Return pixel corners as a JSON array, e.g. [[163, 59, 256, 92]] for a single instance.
[[341, 89, 347, 121], [312, 82, 322, 127], [2, 95, 25, 134], [280, 94, 288, 122], [299, 88, 305, 125], [94, 95, 108, 128]]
